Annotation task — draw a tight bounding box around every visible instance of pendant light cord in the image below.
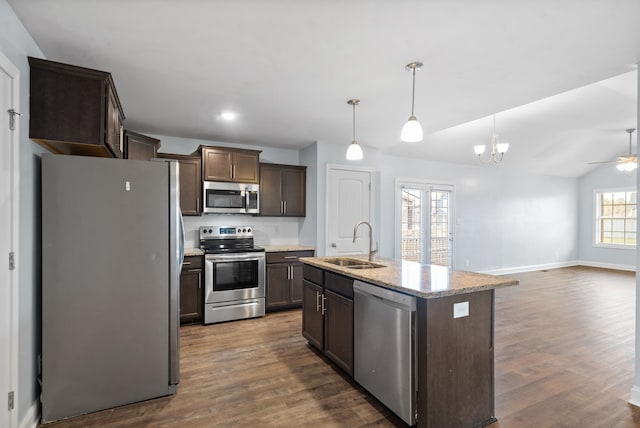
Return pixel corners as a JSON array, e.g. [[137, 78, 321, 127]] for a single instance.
[[411, 67, 416, 116], [353, 102, 356, 141]]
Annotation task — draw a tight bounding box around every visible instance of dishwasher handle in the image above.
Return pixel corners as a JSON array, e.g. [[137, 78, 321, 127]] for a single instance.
[[353, 280, 416, 312]]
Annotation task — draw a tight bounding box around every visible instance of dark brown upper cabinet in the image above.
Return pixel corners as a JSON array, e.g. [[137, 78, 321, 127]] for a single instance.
[[123, 131, 160, 160], [156, 153, 202, 215], [200, 146, 261, 183], [28, 57, 125, 158], [260, 163, 306, 217]]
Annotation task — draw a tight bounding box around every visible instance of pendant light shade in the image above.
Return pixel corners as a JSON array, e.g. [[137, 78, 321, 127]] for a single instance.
[[401, 116, 423, 143], [346, 99, 363, 160], [346, 140, 364, 160], [401, 62, 424, 143]]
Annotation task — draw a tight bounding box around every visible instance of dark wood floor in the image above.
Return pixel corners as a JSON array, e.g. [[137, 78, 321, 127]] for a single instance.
[[41, 266, 640, 427]]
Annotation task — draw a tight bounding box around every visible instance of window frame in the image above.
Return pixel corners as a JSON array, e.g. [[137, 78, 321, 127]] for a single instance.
[[593, 187, 637, 250]]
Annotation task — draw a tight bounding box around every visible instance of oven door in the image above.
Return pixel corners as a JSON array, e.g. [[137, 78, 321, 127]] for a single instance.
[[204, 252, 265, 303]]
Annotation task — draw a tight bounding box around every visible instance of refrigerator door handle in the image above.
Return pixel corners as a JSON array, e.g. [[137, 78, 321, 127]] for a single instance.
[[179, 209, 185, 272], [167, 160, 181, 388]]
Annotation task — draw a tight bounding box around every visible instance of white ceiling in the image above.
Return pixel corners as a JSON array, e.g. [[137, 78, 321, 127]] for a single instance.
[[8, 0, 640, 177]]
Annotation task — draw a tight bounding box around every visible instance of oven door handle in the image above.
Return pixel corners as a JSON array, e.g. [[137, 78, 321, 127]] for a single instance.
[[206, 253, 265, 262]]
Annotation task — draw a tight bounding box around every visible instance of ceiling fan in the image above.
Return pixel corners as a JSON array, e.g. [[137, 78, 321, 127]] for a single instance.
[[589, 128, 637, 172]]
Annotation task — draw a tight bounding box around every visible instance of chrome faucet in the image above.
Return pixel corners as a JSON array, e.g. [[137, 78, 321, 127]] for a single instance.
[[353, 221, 378, 262]]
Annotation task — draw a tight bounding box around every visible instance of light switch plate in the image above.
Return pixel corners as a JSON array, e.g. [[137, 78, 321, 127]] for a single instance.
[[453, 301, 469, 319]]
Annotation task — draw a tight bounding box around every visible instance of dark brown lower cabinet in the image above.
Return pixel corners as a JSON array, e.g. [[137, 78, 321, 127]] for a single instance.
[[302, 280, 323, 349], [180, 256, 203, 324], [301, 265, 353, 376], [323, 289, 353, 374], [266, 250, 313, 311]]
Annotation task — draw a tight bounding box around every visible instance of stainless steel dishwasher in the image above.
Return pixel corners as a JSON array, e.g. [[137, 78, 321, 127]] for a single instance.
[[353, 280, 417, 426]]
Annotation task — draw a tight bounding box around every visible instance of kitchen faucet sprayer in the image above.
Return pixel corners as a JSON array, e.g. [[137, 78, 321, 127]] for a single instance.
[[353, 221, 378, 262]]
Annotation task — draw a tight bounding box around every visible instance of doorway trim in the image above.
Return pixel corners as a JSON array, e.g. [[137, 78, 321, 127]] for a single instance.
[[325, 164, 377, 257], [0, 49, 20, 428]]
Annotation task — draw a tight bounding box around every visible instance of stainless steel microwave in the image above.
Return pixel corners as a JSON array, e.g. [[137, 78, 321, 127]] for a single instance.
[[203, 181, 259, 214]]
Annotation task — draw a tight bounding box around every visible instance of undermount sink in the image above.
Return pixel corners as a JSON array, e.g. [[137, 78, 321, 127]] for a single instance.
[[322, 257, 386, 269]]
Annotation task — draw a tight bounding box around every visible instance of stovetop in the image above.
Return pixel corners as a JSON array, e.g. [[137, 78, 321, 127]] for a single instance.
[[199, 225, 264, 254]]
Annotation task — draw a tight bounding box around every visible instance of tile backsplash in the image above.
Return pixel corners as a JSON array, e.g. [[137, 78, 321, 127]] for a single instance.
[[182, 215, 300, 248]]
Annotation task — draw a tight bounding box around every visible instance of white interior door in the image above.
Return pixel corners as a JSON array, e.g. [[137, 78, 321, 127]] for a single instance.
[[327, 167, 372, 256], [0, 51, 19, 428]]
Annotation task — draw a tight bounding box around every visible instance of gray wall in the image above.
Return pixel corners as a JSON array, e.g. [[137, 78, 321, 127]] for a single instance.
[[304, 140, 579, 273], [578, 163, 636, 270], [0, 0, 46, 424], [379, 155, 579, 273]]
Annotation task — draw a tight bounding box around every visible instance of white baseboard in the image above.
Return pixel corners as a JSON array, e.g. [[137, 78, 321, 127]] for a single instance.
[[629, 386, 640, 407], [18, 400, 39, 428], [576, 260, 636, 272], [479, 260, 579, 276]]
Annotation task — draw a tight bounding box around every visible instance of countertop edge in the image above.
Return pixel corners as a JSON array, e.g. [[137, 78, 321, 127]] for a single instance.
[[300, 257, 518, 299]]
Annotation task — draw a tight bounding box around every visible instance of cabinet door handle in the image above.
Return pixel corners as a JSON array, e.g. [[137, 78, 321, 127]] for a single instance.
[[230, 164, 233, 178], [281, 200, 284, 214], [315, 291, 321, 312], [283, 200, 287, 214], [321, 294, 326, 315], [290, 266, 294, 279], [196, 197, 199, 210]]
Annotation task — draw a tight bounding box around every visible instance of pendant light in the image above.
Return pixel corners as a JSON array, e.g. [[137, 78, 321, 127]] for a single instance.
[[400, 61, 424, 143], [346, 99, 364, 160]]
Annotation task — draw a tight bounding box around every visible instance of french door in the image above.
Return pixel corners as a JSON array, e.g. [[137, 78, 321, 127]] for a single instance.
[[396, 181, 454, 268]]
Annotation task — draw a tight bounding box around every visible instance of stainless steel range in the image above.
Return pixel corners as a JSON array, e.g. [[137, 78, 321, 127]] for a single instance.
[[199, 225, 265, 324]]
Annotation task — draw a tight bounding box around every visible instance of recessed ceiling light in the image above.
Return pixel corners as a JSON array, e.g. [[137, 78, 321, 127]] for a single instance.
[[219, 111, 237, 121]]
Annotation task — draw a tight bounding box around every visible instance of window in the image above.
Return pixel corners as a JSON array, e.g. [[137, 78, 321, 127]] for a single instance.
[[397, 181, 454, 267], [595, 190, 636, 248]]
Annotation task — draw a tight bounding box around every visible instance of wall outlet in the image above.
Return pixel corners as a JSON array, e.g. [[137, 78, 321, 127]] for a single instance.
[[453, 301, 469, 319]]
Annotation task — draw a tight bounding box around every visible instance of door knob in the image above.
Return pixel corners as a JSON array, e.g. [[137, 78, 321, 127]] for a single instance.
[[331, 243, 337, 248]]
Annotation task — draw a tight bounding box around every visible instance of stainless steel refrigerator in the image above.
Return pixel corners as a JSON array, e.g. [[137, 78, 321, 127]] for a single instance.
[[41, 154, 183, 423]]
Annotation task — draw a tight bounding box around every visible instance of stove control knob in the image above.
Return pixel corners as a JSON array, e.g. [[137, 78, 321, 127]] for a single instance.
[[208, 229, 213, 234], [237, 228, 241, 233], [242, 228, 247, 232], [247, 228, 251, 233], [202, 229, 207, 234]]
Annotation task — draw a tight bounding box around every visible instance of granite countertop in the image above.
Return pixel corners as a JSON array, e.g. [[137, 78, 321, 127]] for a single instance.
[[300, 255, 518, 299], [184, 248, 204, 257], [263, 245, 316, 253]]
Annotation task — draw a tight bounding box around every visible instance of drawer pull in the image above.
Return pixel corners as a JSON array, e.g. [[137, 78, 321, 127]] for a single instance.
[[182, 262, 192, 266], [283, 256, 298, 260]]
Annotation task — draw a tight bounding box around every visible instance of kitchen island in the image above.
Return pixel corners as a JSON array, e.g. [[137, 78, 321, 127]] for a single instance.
[[300, 256, 518, 428]]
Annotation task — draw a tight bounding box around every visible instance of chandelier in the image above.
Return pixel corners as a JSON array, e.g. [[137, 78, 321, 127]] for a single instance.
[[473, 115, 509, 163]]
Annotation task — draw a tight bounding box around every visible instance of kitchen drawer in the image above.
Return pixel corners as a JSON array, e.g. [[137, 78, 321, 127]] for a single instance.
[[266, 250, 314, 264], [325, 271, 354, 299], [182, 255, 203, 270], [303, 265, 324, 285]]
